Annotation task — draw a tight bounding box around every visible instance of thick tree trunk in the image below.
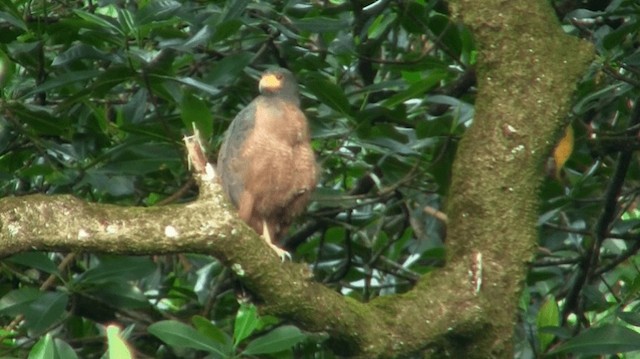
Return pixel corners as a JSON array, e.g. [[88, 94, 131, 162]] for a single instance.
[[445, 1, 594, 356], [0, 2, 594, 357]]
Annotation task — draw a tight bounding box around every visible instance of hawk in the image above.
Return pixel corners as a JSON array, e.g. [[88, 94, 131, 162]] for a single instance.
[[217, 68, 317, 259]]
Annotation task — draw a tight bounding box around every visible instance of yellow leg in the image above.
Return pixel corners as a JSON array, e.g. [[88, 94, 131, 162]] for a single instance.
[[262, 221, 291, 261]]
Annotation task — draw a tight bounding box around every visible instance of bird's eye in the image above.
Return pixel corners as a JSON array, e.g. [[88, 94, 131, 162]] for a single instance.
[[276, 74, 283, 80]]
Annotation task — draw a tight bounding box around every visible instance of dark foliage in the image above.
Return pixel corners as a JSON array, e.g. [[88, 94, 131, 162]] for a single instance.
[[0, 0, 638, 357]]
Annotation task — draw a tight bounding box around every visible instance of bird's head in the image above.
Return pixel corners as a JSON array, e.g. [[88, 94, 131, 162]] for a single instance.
[[258, 68, 299, 104]]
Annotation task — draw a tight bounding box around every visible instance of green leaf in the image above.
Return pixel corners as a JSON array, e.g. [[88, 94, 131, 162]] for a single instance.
[[28, 334, 55, 359], [0, 288, 41, 315], [181, 91, 213, 140], [94, 143, 182, 177], [205, 52, 252, 86], [5, 103, 70, 136], [106, 324, 133, 359], [255, 315, 280, 331], [399, 2, 427, 34], [242, 325, 305, 355], [305, 75, 351, 116], [135, 0, 181, 25], [221, 0, 250, 21], [148, 320, 227, 356], [54, 338, 78, 359], [192, 315, 232, 347], [618, 311, 640, 327], [73, 9, 124, 36], [170, 76, 221, 96], [536, 295, 559, 351], [368, 13, 396, 39], [21, 70, 102, 99], [234, 304, 258, 346], [0, 11, 27, 31], [23, 292, 69, 334], [89, 66, 137, 96], [211, 19, 243, 43], [121, 89, 148, 124], [427, 13, 462, 56], [86, 282, 150, 309], [551, 324, 640, 355], [0, 50, 15, 89], [6, 252, 60, 275], [51, 44, 116, 66], [572, 83, 630, 114], [293, 17, 350, 33], [382, 69, 448, 108], [183, 25, 211, 48], [363, 137, 417, 155], [603, 21, 640, 51], [75, 256, 155, 284], [116, 8, 135, 37]]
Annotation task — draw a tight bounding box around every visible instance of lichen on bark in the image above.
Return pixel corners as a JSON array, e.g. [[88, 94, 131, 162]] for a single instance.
[[0, 2, 595, 357]]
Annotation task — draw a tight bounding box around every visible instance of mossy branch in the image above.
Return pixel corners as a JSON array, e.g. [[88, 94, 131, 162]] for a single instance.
[[0, 1, 596, 356], [444, 0, 595, 357], [0, 134, 484, 358]]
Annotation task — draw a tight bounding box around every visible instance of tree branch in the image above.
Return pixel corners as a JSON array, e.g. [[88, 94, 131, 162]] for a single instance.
[[0, 135, 484, 358], [563, 100, 640, 322], [0, 1, 597, 355]]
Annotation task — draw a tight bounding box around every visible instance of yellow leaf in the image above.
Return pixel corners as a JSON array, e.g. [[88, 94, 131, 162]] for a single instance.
[[553, 125, 574, 177]]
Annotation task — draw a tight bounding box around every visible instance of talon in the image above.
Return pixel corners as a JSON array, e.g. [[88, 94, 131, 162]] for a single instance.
[[262, 221, 291, 261], [275, 247, 292, 262]]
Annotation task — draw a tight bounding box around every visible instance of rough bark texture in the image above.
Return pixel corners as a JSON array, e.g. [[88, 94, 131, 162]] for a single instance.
[[0, 2, 594, 358], [446, 1, 595, 357]]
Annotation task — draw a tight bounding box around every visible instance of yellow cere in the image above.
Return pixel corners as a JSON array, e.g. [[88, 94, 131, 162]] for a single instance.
[[260, 74, 282, 90]]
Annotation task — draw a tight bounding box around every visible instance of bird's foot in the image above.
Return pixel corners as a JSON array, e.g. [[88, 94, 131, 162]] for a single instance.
[[262, 221, 291, 262], [267, 242, 292, 262]]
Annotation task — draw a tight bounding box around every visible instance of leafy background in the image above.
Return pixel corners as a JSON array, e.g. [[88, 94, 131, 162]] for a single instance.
[[0, 0, 639, 357]]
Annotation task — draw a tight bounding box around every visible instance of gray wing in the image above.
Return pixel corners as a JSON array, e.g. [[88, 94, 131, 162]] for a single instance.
[[217, 100, 258, 207]]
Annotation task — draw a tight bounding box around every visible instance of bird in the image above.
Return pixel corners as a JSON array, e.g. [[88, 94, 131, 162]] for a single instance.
[[217, 68, 317, 260]]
